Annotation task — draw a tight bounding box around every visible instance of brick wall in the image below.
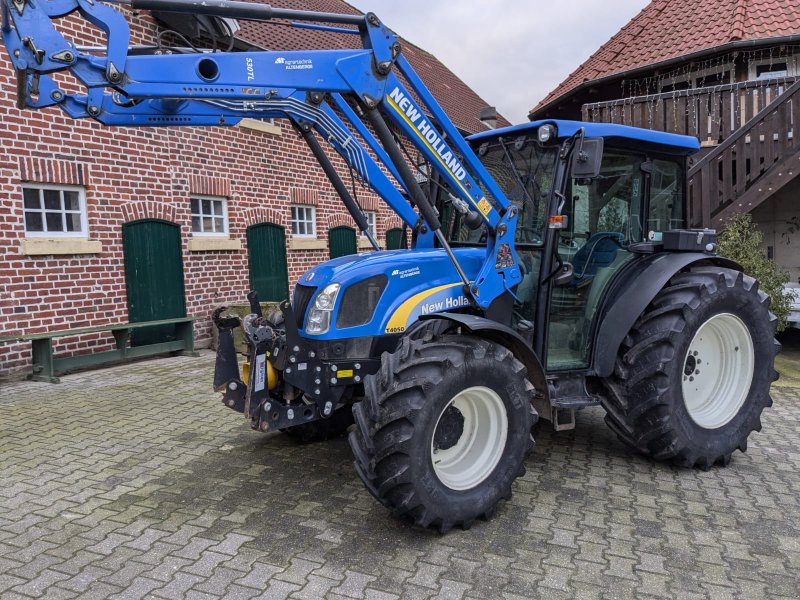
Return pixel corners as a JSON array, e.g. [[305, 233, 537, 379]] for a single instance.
[[0, 10, 406, 377]]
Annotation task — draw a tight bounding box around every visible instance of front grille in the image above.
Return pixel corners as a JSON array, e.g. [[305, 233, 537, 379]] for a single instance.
[[292, 284, 317, 328], [336, 275, 388, 329]]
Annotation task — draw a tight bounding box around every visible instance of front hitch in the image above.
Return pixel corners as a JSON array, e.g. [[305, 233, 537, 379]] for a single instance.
[[211, 297, 348, 433], [212, 306, 246, 412]]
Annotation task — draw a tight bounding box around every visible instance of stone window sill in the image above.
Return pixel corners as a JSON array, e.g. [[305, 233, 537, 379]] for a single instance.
[[188, 237, 242, 252], [291, 237, 327, 251], [20, 238, 102, 256], [359, 239, 383, 250], [237, 119, 282, 136]]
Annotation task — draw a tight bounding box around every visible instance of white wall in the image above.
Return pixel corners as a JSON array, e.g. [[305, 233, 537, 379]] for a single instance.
[[750, 176, 800, 283]]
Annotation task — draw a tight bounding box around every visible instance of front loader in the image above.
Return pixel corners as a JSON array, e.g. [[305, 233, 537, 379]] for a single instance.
[[3, 0, 778, 532]]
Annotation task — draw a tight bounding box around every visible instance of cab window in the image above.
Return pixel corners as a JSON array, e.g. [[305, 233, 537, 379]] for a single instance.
[[547, 150, 644, 370], [648, 158, 685, 234]]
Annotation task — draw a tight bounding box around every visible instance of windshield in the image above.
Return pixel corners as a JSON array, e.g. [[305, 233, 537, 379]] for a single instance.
[[449, 139, 559, 245]]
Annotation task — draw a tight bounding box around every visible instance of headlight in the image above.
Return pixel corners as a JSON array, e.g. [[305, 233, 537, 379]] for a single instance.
[[306, 283, 340, 334], [538, 124, 556, 143]]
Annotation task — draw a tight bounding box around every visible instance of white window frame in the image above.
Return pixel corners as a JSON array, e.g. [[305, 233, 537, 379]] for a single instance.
[[22, 183, 88, 238], [748, 55, 798, 81], [361, 211, 377, 238], [291, 205, 317, 238], [190, 195, 229, 236]]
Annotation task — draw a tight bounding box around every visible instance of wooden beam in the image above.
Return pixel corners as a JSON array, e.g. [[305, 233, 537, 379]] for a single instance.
[[713, 145, 800, 226]]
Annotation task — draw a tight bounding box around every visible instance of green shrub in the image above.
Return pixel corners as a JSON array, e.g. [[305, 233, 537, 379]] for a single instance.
[[717, 213, 795, 332]]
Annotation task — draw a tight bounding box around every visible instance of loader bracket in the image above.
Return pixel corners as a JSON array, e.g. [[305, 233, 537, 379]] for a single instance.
[[212, 306, 246, 413]]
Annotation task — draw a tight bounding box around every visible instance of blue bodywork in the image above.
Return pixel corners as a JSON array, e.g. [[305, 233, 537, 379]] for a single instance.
[[469, 119, 701, 154], [297, 248, 489, 340]]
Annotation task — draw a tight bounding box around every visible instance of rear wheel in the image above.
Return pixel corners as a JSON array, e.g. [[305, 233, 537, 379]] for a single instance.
[[349, 334, 537, 532], [602, 267, 778, 468]]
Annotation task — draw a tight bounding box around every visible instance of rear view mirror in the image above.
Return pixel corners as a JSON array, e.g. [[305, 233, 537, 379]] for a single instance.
[[570, 137, 604, 179]]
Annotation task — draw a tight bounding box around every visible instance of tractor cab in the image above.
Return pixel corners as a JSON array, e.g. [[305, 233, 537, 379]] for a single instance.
[[457, 120, 701, 371]]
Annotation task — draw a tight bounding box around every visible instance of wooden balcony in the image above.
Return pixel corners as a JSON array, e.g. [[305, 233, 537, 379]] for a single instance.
[[583, 78, 800, 228], [582, 77, 797, 146]]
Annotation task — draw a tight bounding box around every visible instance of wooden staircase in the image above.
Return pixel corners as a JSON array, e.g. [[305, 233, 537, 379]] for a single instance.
[[687, 79, 800, 228]]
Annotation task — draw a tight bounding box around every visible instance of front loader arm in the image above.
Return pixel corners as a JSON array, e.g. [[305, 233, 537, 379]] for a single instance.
[[2, 0, 522, 307]]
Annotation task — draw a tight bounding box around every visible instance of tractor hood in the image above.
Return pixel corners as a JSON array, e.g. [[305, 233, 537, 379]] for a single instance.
[[295, 248, 486, 340]]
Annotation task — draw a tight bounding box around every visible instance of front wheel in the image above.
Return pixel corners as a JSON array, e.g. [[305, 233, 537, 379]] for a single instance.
[[349, 334, 537, 532], [602, 267, 779, 468]]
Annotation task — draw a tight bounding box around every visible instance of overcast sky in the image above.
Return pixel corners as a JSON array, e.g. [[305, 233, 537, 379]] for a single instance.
[[347, 1, 650, 123]]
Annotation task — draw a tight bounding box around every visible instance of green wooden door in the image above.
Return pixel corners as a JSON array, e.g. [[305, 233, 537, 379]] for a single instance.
[[329, 226, 357, 259], [247, 222, 289, 301], [122, 219, 186, 346], [386, 227, 403, 250]]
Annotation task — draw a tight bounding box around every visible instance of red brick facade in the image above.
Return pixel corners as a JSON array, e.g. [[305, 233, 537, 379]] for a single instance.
[[0, 7, 491, 378]]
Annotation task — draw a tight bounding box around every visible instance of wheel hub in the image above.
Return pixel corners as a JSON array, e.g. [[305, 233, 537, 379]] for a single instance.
[[681, 313, 754, 429], [430, 386, 509, 491], [433, 405, 465, 450]]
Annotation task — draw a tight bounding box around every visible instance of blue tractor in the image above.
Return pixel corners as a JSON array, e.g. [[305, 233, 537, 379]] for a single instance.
[[3, 0, 778, 531]]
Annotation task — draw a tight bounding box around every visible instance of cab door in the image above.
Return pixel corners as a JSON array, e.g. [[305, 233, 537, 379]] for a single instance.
[[545, 150, 646, 371]]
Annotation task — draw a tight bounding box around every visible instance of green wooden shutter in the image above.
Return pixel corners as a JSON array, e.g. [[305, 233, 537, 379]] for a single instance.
[[329, 226, 357, 259], [385, 227, 403, 250], [247, 222, 290, 301], [122, 219, 186, 346]]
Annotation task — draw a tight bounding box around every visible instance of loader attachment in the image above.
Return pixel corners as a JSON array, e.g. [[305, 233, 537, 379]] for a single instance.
[[212, 307, 246, 413]]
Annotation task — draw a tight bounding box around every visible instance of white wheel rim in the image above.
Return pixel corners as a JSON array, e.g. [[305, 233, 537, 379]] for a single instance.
[[430, 386, 508, 491], [681, 313, 754, 429]]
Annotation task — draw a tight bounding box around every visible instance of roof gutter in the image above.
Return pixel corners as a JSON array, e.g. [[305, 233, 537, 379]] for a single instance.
[[530, 33, 800, 119]]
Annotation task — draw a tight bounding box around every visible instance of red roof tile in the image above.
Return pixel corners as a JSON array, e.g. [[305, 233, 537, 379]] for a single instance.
[[532, 0, 800, 117], [233, 0, 508, 133]]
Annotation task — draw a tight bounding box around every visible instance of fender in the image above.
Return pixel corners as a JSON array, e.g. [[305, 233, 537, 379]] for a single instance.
[[419, 313, 549, 409], [592, 252, 742, 378]]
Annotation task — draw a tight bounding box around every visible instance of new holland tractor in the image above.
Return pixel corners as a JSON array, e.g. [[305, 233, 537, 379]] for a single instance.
[[4, 0, 778, 531]]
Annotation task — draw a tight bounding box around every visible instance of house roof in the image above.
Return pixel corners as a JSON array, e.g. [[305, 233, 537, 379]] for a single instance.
[[532, 0, 800, 118], [232, 0, 509, 133]]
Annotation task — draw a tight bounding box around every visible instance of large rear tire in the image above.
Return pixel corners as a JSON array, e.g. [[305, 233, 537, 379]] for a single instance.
[[602, 266, 779, 468], [349, 334, 537, 532]]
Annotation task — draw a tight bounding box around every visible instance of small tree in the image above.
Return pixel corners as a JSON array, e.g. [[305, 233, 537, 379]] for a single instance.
[[717, 213, 795, 332]]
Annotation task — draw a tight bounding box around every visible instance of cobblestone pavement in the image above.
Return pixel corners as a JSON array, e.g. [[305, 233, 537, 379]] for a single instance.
[[1, 352, 799, 600]]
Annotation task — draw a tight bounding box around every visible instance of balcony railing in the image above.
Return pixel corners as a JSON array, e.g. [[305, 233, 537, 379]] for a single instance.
[[582, 77, 797, 145], [687, 79, 800, 227]]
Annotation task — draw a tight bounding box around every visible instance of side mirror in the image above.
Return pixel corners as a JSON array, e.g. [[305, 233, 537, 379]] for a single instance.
[[570, 137, 604, 179]]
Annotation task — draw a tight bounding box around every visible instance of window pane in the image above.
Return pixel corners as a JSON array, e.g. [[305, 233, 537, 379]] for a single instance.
[[202, 199, 211, 215], [23, 188, 41, 209], [192, 216, 201, 232], [25, 211, 43, 232], [63, 191, 80, 211], [213, 201, 223, 216], [214, 217, 225, 233], [202, 217, 212, 232], [43, 189, 61, 211], [649, 160, 684, 233], [190, 198, 199, 215], [46, 212, 64, 232], [65, 213, 82, 232]]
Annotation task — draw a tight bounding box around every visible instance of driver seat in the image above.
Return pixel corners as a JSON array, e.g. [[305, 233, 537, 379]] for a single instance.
[[571, 232, 625, 285]]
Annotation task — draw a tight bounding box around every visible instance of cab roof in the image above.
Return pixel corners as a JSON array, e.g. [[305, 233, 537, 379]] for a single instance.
[[467, 119, 700, 155]]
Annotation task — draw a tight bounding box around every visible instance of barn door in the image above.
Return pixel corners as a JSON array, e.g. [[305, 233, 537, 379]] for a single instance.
[[122, 219, 186, 346], [329, 226, 357, 259], [247, 222, 290, 301], [385, 227, 403, 250]]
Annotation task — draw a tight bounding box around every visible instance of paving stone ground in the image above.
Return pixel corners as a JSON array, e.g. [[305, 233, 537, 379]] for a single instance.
[[1, 351, 798, 600]]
